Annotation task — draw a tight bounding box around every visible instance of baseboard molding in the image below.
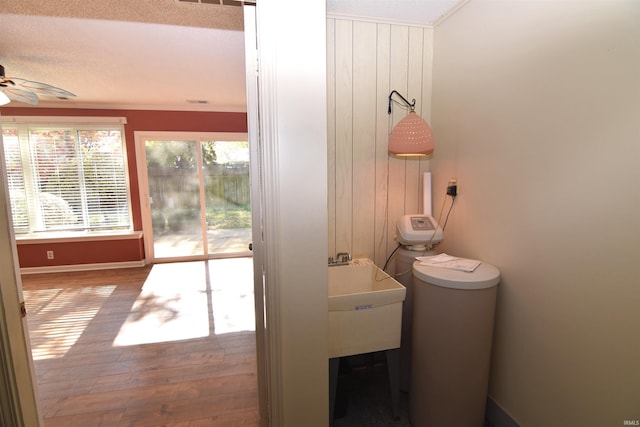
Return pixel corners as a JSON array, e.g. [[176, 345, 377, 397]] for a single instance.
[[486, 397, 520, 427], [20, 260, 147, 275]]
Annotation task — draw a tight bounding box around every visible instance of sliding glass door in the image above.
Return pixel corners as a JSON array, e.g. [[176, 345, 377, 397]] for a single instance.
[[200, 141, 252, 256], [137, 133, 251, 261], [145, 139, 204, 258]]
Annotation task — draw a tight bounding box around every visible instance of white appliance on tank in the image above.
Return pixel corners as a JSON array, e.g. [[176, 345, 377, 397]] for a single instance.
[[394, 171, 443, 250], [395, 214, 443, 250]]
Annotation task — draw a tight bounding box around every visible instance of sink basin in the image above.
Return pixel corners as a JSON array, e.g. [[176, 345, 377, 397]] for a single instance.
[[328, 258, 406, 358]]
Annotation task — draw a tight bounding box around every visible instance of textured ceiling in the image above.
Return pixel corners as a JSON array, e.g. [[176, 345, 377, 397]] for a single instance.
[[0, 0, 466, 112], [0, 0, 244, 30], [0, 13, 247, 111]]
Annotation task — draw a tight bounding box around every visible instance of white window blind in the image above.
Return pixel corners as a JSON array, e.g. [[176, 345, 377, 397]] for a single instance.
[[2, 128, 29, 231], [1, 122, 131, 236]]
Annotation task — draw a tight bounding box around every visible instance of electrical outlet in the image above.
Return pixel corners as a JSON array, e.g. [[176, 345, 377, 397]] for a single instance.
[[447, 177, 458, 197], [46, 250, 54, 260]]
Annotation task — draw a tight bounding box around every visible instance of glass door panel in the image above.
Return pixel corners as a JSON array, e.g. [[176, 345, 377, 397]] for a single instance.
[[145, 140, 204, 259], [202, 140, 252, 255]]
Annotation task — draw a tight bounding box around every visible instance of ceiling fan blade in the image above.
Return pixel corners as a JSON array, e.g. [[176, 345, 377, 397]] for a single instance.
[[8, 78, 76, 99], [2, 87, 39, 105]]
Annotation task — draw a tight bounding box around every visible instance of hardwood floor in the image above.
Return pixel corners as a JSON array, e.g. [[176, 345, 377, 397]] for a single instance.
[[21, 259, 259, 427]]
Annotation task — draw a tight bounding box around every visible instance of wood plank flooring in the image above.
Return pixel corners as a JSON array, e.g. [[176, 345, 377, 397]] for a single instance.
[[21, 259, 259, 427]]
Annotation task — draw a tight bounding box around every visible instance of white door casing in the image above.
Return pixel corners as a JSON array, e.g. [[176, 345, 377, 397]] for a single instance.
[[0, 115, 42, 426], [252, 1, 329, 425]]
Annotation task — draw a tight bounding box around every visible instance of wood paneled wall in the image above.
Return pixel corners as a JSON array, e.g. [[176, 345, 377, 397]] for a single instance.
[[327, 18, 434, 270]]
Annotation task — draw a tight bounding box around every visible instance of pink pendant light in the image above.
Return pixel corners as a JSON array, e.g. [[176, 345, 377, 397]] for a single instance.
[[388, 90, 434, 157]]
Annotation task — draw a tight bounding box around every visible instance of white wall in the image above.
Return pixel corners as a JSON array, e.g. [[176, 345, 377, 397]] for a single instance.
[[431, 1, 640, 425], [256, 1, 329, 425], [327, 18, 434, 268]]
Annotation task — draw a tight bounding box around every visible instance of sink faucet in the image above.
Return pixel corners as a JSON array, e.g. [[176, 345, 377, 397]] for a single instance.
[[329, 252, 352, 266]]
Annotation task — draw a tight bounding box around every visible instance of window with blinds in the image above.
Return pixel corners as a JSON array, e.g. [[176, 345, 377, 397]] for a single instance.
[[1, 121, 132, 236]]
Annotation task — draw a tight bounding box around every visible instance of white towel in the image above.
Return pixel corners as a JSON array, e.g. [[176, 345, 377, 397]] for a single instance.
[[416, 253, 481, 273]]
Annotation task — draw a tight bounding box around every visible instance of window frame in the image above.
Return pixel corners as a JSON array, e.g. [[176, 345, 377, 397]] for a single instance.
[[1, 116, 134, 240]]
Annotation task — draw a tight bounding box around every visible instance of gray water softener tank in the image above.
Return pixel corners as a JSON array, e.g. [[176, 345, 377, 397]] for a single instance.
[[394, 246, 435, 392], [410, 259, 500, 427]]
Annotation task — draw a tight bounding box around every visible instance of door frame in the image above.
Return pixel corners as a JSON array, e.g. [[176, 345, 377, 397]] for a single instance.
[[134, 131, 250, 264], [243, 5, 270, 425], [0, 119, 42, 426], [251, 1, 329, 424]]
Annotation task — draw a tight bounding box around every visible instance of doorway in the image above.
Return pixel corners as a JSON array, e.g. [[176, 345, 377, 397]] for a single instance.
[[135, 132, 252, 262]]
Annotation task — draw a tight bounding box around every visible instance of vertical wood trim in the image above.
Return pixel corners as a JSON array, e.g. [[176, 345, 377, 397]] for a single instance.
[[374, 23, 391, 267], [0, 117, 42, 426], [334, 20, 354, 254], [352, 21, 377, 258], [257, 0, 329, 423], [243, 6, 270, 425], [387, 25, 410, 267], [420, 28, 434, 123], [133, 132, 154, 262], [419, 28, 435, 212], [404, 26, 426, 216], [254, 5, 283, 424], [327, 18, 337, 257]]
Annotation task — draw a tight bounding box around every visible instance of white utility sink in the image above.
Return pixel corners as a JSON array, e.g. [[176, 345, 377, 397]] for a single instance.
[[328, 258, 406, 358]]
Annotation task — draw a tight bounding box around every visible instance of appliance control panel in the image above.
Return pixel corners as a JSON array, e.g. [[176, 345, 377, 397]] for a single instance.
[[410, 216, 436, 230], [396, 214, 443, 246]]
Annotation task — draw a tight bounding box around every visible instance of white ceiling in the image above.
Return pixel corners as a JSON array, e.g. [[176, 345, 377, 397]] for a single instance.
[[0, 1, 466, 112], [0, 14, 247, 112]]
